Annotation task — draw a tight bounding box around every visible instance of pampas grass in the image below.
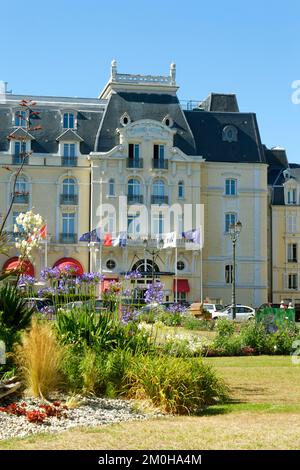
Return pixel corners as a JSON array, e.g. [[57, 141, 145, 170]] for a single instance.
[[15, 317, 64, 398]]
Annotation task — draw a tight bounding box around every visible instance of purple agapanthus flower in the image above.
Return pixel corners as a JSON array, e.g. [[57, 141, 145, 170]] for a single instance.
[[78, 272, 103, 284], [125, 270, 142, 280], [17, 275, 36, 287], [167, 303, 187, 314], [40, 267, 61, 280], [144, 282, 164, 304], [121, 308, 140, 324]]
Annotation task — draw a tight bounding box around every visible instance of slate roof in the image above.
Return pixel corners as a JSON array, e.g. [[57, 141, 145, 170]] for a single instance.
[[184, 110, 266, 163], [0, 96, 105, 154], [199, 93, 240, 112], [95, 92, 197, 155]]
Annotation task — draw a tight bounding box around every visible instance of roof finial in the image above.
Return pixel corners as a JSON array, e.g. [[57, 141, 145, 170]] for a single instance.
[[111, 59, 117, 80], [170, 62, 176, 85]]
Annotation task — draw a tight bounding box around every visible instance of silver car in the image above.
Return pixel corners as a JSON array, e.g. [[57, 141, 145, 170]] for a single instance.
[[212, 305, 255, 321]]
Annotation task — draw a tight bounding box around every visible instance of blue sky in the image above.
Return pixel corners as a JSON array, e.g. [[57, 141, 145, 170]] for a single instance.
[[1, 0, 300, 161]]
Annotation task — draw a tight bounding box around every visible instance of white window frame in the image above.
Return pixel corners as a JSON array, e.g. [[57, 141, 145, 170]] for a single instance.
[[225, 212, 237, 233], [225, 178, 237, 196]]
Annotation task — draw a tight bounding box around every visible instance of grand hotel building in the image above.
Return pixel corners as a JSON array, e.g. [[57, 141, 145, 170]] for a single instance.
[[0, 62, 296, 307]]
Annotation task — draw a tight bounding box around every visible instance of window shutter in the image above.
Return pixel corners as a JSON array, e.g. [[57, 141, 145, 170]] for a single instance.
[[283, 273, 287, 290]]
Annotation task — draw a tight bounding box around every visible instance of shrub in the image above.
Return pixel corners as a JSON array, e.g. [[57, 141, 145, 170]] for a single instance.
[[123, 355, 229, 414], [15, 317, 64, 398], [56, 309, 152, 354], [0, 284, 34, 351], [80, 348, 99, 395], [182, 316, 215, 331]]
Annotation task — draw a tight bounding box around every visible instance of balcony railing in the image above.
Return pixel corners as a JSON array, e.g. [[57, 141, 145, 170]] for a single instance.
[[151, 195, 169, 204], [12, 155, 29, 165], [126, 158, 143, 169], [127, 194, 143, 204], [59, 233, 77, 244], [153, 159, 168, 170], [12, 193, 29, 204], [60, 194, 78, 205], [62, 157, 78, 167]]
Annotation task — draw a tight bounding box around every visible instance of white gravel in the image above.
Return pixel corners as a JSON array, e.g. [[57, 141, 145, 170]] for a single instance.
[[0, 396, 160, 440]]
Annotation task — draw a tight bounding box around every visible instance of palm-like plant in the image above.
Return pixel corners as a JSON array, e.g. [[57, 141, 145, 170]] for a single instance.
[[0, 284, 34, 351]]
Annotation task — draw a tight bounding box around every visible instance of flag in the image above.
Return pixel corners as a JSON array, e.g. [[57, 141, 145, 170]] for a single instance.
[[161, 231, 176, 249], [27, 224, 47, 243], [79, 228, 101, 243], [103, 233, 112, 246], [113, 231, 127, 247], [182, 227, 203, 249], [39, 224, 47, 239]]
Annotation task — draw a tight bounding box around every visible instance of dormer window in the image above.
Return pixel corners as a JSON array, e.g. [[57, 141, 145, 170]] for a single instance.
[[63, 112, 75, 129], [162, 115, 173, 127], [15, 110, 27, 127], [287, 189, 297, 205], [120, 113, 131, 127], [222, 125, 238, 143]]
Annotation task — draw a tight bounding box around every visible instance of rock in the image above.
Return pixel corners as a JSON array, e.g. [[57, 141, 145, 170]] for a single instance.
[[0, 381, 22, 399]]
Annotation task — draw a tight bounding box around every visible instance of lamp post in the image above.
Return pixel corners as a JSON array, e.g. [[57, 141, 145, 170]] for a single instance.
[[229, 221, 242, 320], [143, 237, 164, 284]]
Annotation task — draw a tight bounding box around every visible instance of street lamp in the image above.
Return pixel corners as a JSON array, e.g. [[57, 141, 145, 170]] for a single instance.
[[143, 237, 164, 284], [229, 220, 242, 320]]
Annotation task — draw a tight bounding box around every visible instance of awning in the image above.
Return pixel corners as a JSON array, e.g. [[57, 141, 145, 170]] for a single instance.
[[173, 279, 190, 293], [102, 277, 119, 292], [53, 258, 84, 276], [3, 257, 35, 277]]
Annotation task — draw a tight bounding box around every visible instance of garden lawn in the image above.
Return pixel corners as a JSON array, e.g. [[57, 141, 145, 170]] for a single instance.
[[1, 356, 300, 450]]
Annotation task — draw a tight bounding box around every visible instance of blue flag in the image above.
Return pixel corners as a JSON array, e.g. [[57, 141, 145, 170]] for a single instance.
[[79, 228, 101, 242], [113, 231, 127, 247]]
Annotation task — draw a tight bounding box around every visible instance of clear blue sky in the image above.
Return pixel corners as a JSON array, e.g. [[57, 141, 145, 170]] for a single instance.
[[1, 0, 300, 161]]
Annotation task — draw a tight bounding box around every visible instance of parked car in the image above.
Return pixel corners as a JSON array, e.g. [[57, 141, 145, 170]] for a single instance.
[[63, 299, 104, 313], [203, 303, 224, 315], [24, 297, 54, 312], [212, 304, 255, 321]]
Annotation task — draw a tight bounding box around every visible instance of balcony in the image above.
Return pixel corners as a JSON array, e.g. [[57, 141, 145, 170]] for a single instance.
[[59, 233, 77, 244], [62, 157, 78, 167], [127, 194, 143, 204], [12, 193, 29, 204], [60, 194, 78, 205], [126, 158, 143, 169], [12, 155, 29, 165], [151, 195, 169, 204], [153, 159, 168, 170]]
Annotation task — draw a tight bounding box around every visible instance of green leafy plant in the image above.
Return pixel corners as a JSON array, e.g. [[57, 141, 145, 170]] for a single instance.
[[0, 284, 34, 351]]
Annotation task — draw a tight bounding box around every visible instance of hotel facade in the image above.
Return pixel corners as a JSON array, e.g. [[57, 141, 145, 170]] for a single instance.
[[0, 62, 295, 308]]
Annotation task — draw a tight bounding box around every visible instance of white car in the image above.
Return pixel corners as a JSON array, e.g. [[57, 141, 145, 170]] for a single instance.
[[212, 305, 255, 321], [203, 303, 224, 315]]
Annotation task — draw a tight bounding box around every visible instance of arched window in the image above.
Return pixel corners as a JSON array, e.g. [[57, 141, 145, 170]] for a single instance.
[[178, 181, 184, 199], [108, 178, 115, 196], [152, 179, 167, 204], [61, 178, 77, 204], [222, 125, 238, 143], [128, 178, 142, 203]]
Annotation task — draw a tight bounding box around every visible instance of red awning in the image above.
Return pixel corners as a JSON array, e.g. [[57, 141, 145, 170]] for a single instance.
[[53, 258, 84, 276], [102, 278, 119, 292], [173, 279, 190, 293], [3, 257, 35, 277]]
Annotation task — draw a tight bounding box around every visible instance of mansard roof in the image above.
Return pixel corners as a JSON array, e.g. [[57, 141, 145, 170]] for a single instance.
[[184, 109, 266, 164], [95, 92, 197, 155], [0, 96, 105, 154]]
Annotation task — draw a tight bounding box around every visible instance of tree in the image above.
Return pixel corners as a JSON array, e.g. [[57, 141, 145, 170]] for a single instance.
[[0, 100, 42, 280]]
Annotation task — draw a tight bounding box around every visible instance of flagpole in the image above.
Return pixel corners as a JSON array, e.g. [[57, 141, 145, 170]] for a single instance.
[[200, 246, 203, 304], [175, 244, 178, 303], [44, 233, 48, 269], [99, 242, 102, 299]]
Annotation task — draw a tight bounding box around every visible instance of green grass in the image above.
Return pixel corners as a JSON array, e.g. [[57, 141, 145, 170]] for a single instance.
[[1, 355, 300, 450]]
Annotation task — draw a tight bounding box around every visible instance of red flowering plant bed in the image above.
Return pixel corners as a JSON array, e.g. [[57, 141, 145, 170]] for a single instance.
[[0, 401, 67, 424]]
